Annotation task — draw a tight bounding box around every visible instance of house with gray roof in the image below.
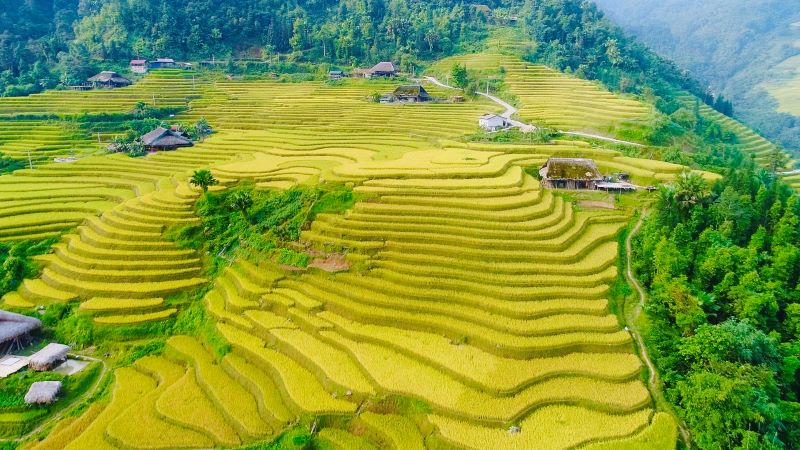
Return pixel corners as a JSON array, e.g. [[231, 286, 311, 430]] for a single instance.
[[141, 127, 193, 152]]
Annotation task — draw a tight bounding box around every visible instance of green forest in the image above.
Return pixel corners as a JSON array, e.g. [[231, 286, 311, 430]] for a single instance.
[[633, 165, 800, 448], [1, 0, 733, 118]]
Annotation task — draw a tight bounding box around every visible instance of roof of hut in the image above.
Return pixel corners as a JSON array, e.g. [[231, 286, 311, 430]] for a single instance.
[[370, 61, 396, 73], [392, 84, 430, 99], [87, 71, 132, 84], [24, 381, 62, 404], [141, 127, 193, 148], [0, 311, 41, 346], [29, 343, 70, 368], [541, 158, 602, 180]]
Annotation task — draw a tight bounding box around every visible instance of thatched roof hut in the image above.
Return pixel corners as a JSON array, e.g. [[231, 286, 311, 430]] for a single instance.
[[141, 127, 193, 151], [539, 158, 603, 190], [24, 381, 62, 404], [0, 311, 41, 353], [28, 343, 70, 371], [369, 61, 396, 77], [392, 85, 431, 102], [87, 71, 132, 88]]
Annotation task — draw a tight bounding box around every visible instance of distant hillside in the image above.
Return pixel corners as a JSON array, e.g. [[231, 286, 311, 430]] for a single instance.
[[593, 0, 800, 155]]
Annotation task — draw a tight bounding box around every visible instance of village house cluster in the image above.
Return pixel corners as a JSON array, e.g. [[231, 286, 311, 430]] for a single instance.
[[0, 311, 80, 405]]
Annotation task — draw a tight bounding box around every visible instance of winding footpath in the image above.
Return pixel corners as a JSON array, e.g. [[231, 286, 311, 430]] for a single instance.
[[625, 212, 692, 448], [424, 76, 644, 146]]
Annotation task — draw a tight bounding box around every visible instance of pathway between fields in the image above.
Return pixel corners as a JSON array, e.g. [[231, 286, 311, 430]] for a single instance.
[[625, 213, 692, 448], [424, 76, 644, 146]]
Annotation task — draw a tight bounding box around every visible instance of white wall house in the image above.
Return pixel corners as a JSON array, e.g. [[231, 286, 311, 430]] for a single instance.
[[479, 114, 511, 132]]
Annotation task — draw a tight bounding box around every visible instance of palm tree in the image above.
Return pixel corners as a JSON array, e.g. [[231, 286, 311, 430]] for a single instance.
[[229, 191, 253, 218], [674, 171, 708, 213], [190, 169, 218, 193]]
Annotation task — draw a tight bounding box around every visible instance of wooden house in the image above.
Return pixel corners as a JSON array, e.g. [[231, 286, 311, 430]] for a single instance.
[[28, 343, 70, 371], [149, 58, 176, 69], [141, 127, 193, 152], [87, 71, 132, 89], [130, 59, 148, 74], [539, 158, 604, 190], [329, 70, 345, 79], [392, 85, 431, 102], [351, 68, 372, 78], [479, 114, 511, 131], [368, 61, 397, 78]]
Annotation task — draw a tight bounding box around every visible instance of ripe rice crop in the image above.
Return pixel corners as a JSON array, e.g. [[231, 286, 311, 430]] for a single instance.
[[155, 370, 242, 447], [360, 412, 426, 450], [321, 332, 649, 423], [429, 405, 652, 450], [166, 336, 271, 439]]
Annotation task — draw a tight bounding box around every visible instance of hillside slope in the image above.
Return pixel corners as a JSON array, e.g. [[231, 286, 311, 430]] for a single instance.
[[593, 0, 800, 154]]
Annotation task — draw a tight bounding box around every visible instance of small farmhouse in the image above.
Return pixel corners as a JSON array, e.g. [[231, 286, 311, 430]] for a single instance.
[[130, 59, 148, 74], [392, 85, 431, 102], [539, 158, 604, 190], [141, 127, 193, 152], [369, 61, 397, 78], [87, 71, 132, 89], [24, 381, 62, 405], [351, 68, 372, 78], [479, 114, 511, 132], [29, 343, 70, 372], [150, 58, 176, 69], [329, 70, 345, 79], [0, 311, 41, 354]]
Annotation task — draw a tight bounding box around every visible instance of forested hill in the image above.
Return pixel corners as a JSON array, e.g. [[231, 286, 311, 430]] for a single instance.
[[1, 0, 506, 90], [592, 0, 800, 154], [3, 0, 725, 115]]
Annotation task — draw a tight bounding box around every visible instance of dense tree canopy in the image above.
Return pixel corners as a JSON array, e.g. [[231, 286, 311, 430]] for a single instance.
[[633, 164, 800, 448]]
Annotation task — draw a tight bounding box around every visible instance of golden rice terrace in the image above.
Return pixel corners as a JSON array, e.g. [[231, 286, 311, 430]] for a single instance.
[[0, 53, 727, 449]]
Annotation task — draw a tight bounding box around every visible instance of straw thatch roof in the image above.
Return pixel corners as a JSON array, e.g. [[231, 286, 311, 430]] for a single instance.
[[392, 84, 430, 101], [29, 343, 70, 371], [141, 127, 193, 149], [24, 381, 62, 404], [0, 311, 41, 347], [87, 71, 132, 85], [370, 61, 396, 74], [540, 158, 602, 180]]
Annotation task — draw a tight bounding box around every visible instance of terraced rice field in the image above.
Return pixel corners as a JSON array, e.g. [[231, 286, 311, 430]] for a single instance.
[[0, 120, 98, 161], [429, 52, 653, 137], [3, 67, 692, 448]]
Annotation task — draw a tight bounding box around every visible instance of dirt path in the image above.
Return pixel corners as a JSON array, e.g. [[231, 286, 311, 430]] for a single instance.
[[424, 76, 646, 146], [3, 354, 108, 444], [625, 213, 692, 448], [562, 130, 645, 147]]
